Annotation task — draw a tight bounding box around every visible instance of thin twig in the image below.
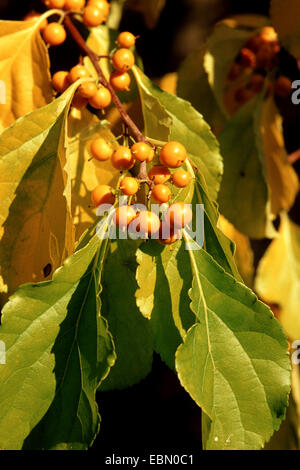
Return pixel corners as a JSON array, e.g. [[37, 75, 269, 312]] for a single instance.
[[63, 16, 152, 150]]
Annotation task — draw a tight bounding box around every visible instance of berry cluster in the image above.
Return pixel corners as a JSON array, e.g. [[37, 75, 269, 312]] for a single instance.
[[227, 26, 293, 107], [50, 26, 137, 109], [52, 64, 112, 109], [90, 140, 193, 244], [25, 1, 111, 47]]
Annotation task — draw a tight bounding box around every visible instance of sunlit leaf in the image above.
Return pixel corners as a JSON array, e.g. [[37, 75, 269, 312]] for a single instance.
[[0, 17, 52, 131], [176, 242, 290, 450]]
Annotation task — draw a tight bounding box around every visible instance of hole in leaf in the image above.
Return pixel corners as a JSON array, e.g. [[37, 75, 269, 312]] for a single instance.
[[43, 263, 52, 278]]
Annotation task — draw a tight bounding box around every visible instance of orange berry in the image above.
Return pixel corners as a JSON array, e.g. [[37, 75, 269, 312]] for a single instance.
[[42, 22, 67, 46], [87, 0, 110, 18], [78, 81, 98, 99], [148, 166, 171, 185], [158, 224, 181, 245], [152, 184, 172, 203], [274, 76, 292, 98], [89, 87, 112, 109], [64, 0, 85, 10], [83, 5, 105, 27], [46, 0, 65, 8], [147, 148, 155, 162], [131, 142, 153, 162], [131, 210, 160, 237], [110, 71, 131, 91], [159, 141, 187, 168], [111, 146, 135, 170], [239, 48, 256, 68], [120, 177, 139, 196], [117, 31, 136, 48], [24, 11, 48, 30], [91, 184, 115, 207], [72, 92, 89, 109], [51, 70, 69, 93], [172, 169, 192, 188], [114, 205, 136, 229], [248, 74, 265, 93], [235, 87, 256, 104], [260, 26, 278, 42], [90, 138, 113, 161], [166, 202, 193, 229], [228, 63, 243, 81], [68, 65, 89, 83], [112, 48, 135, 72]]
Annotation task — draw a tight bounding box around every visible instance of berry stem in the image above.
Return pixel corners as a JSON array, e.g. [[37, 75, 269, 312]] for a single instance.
[[63, 16, 152, 149]]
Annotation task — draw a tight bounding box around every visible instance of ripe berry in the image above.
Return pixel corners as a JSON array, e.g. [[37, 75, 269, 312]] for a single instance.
[[235, 87, 256, 104], [87, 0, 110, 18], [78, 81, 98, 99], [166, 202, 193, 229], [159, 141, 187, 168], [110, 71, 131, 91], [228, 63, 243, 81], [245, 35, 264, 53], [131, 211, 160, 237], [274, 76, 292, 98], [117, 31, 137, 48], [51, 70, 69, 93], [114, 205, 136, 229], [46, 0, 65, 8], [172, 169, 192, 188], [256, 43, 276, 69], [248, 74, 265, 93], [91, 184, 115, 206], [111, 146, 135, 170], [64, 0, 85, 10], [83, 6, 105, 27], [112, 48, 135, 72], [90, 138, 113, 161], [42, 23, 67, 46], [260, 26, 278, 42], [152, 184, 171, 203], [89, 87, 112, 109], [68, 65, 89, 83], [147, 149, 155, 162], [120, 177, 139, 196], [148, 166, 171, 185], [72, 92, 89, 109], [158, 225, 181, 245], [24, 11, 48, 30], [239, 48, 256, 68], [131, 142, 153, 162]]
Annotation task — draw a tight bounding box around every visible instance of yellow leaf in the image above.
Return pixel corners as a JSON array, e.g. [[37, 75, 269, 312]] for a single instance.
[[0, 17, 53, 131], [255, 212, 300, 341], [261, 96, 299, 215], [68, 108, 119, 241], [218, 215, 254, 287], [154, 73, 178, 95], [0, 85, 79, 300]]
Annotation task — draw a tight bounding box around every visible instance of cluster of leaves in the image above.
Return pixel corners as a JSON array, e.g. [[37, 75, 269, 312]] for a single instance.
[[0, 0, 296, 451]]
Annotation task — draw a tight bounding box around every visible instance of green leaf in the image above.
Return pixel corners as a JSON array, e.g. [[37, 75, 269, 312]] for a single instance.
[[136, 240, 194, 369], [175, 240, 290, 450], [0, 216, 115, 450], [218, 93, 277, 239], [270, 0, 300, 60], [177, 46, 227, 132], [0, 84, 79, 298], [195, 176, 242, 281], [132, 66, 223, 201], [100, 240, 153, 390]]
